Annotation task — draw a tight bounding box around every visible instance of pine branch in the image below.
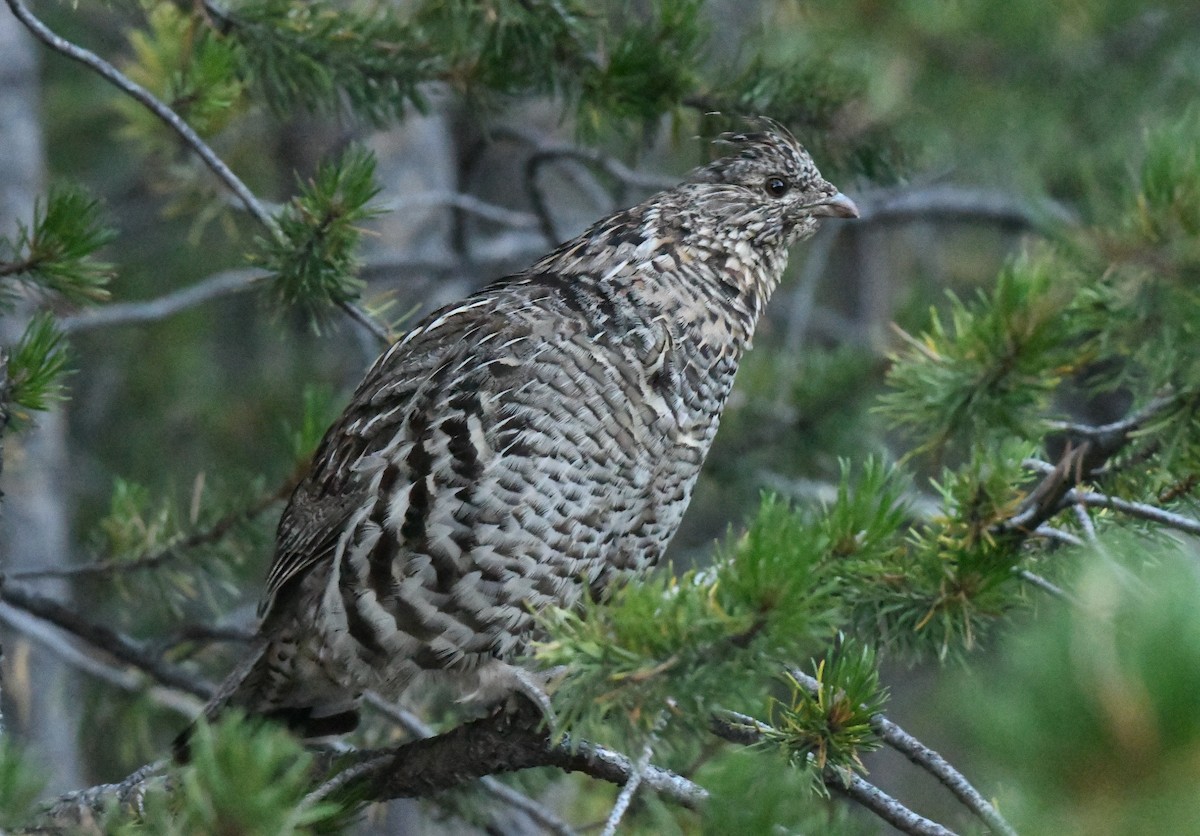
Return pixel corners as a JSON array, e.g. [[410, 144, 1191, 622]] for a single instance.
[[2, 0, 273, 234], [1066, 488, 1200, 536], [4, 586, 703, 828], [4, 0, 388, 344], [338, 701, 707, 811], [786, 668, 1016, 836], [709, 712, 955, 836], [9, 472, 294, 581], [0, 184, 115, 303], [361, 694, 579, 836]]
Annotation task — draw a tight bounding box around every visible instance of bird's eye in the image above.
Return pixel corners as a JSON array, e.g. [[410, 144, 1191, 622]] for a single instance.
[[764, 176, 790, 198]]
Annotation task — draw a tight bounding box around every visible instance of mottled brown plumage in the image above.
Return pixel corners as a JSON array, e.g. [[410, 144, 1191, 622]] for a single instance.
[[202, 121, 857, 737]]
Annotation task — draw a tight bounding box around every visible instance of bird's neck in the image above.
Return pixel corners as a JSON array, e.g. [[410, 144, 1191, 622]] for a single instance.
[[534, 207, 790, 349]]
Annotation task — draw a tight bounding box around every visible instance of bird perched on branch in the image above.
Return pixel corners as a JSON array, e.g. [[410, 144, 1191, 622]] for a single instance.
[[189, 119, 858, 744]]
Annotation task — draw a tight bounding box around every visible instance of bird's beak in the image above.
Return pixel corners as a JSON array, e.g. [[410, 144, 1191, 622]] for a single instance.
[[809, 192, 859, 219]]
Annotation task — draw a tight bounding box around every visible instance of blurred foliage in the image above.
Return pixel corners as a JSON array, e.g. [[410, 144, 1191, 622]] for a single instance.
[[953, 537, 1200, 835], [110, 713, 342, 834], [697, 748, 867, 835], [0, 743, 46, 831]]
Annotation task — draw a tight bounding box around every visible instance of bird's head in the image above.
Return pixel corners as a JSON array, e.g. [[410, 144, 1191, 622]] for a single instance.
[[686, 118, 858, 248]]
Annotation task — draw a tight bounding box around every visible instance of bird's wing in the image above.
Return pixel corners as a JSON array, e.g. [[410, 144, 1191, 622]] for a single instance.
[[256, 291, 579, 621]]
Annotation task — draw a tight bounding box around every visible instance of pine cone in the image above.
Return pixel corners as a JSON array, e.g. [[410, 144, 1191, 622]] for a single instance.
[[201, 120, 857, 739]]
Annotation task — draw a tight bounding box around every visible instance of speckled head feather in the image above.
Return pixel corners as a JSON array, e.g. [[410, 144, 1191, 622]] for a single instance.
[[188, 119, 858, 743], [686, 122, 855, 247]]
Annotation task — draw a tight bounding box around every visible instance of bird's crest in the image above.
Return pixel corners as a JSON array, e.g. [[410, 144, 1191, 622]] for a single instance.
[[690, 115, 816, 188]]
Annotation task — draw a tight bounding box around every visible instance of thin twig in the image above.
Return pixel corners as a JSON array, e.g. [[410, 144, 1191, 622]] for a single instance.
[[787, 670, 1016, 836], [496, 125, 677, 192], [855, 183, 1076, 231], [1045, 393, 1178, 442], [709, 711, 956, 836], [562, 738, 707, 809], [59, 269, 269, 334], [1066, 489, 1200, 536], [1072, 501, 1098, 541], [381, 192, 539, 230], [828, 773, 958, 836], [869, 715, 1013, 836], [3, 0, 277, 236], [0, 582, 214, 698], [338, 299, 392, 344], [1013, 568, 1070, 601], [600, 710, 668, 836], [0, 603, 205, 717], [1033, 526, 1084, 547], [599, 737, 654, 836], [10, 476, 293, 581]]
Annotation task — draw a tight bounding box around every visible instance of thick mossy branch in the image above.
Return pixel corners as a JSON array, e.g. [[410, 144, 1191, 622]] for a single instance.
[[254, 146, 381, 328], [0, 184, 115, 306]]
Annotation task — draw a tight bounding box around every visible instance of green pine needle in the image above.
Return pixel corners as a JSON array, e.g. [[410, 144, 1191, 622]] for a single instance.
[[222, 0, 432, 125], [6, 313, 70, 419], [768, 636, 887, 782], [0, 184, 114, 307], [115, 714, 340, 835], [257, 146, 381, 330], [878, 250, 1078, 456]]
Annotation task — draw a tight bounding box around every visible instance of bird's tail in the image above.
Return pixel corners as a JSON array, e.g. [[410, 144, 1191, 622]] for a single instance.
[[172, 639, 360, 761]]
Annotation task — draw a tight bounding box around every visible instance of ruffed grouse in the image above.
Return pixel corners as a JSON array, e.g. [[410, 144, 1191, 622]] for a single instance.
[[200, 121, 857, 739]]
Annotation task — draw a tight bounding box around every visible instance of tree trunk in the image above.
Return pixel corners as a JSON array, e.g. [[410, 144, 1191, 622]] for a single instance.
[[0, 7, 83, 792]]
